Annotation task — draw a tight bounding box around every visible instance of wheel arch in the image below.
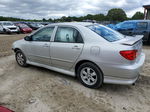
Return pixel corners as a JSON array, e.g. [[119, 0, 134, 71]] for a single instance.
[[14, 48, 22, 53], [75, 60, 104, 78]]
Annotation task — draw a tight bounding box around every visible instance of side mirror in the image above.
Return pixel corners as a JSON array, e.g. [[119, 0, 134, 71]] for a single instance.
[[24, 36, 32, 41]]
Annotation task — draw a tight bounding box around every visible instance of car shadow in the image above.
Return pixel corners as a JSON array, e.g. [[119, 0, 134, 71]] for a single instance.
[[20, 64, 150, 93]]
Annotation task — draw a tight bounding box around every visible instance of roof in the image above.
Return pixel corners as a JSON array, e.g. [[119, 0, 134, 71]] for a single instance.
[[143, 5, 150, 9], [124, 20, 150, 23], [48, 22, 94, 27]]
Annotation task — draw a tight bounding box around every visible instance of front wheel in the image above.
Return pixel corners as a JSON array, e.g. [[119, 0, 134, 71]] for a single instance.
[[77, 62, 103, 88], [15, 50, 28, 67]]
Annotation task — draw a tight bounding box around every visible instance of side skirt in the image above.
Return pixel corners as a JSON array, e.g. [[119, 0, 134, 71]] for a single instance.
[[26, 61, 75, 77]]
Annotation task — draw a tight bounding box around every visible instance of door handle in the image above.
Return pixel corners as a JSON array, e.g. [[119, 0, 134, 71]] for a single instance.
[[72, 45, 80, 50], [43, 43, 49, 47]]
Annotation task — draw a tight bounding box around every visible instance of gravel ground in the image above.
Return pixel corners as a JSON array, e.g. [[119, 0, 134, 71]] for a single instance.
[[0, 34, 150, 112], [0, 34, 27, 57]]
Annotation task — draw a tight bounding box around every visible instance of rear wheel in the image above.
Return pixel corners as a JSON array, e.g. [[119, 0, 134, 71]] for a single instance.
[[77, 62, 103, 88], [15, 50, 28, 67]]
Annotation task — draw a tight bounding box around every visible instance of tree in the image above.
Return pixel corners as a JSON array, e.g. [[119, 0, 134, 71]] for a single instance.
[[60, 16, 67, 22], [84, 14, 93, 20], [42, 18, 46, 21], [132, 12, 144, 20], [107, 8, 127, 21], [93, 14, 105, 21], [48, 18, 53, 22]]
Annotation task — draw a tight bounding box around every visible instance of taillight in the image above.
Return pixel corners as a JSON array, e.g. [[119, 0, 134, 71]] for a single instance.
[[120, 50, 138, 61]]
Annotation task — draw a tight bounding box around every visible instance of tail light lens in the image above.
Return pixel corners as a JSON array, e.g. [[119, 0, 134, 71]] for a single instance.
[[120, 50, 138, 61]]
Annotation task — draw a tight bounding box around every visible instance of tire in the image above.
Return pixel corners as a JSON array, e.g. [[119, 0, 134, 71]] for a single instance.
[[17, 31, 20, 34], [3, 29, 7, 34], [77, 62, 103, 88], [15, 50, 28, 67]]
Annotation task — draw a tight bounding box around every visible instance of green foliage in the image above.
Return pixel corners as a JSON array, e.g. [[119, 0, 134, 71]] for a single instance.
[[53, 13, 106, 22], [0, 16, 24, 21], [107, 8, 127, 21], [132, 12, 144, 20], [42, 18, 46, 21], [0, 16, 43, 22]]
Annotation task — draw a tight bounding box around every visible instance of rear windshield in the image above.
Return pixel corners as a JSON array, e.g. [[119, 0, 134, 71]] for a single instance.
[[87, 24, 125, 42]]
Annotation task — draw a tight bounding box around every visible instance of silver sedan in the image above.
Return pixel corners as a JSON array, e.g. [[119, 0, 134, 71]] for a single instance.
[[12, 22, 145, 88]]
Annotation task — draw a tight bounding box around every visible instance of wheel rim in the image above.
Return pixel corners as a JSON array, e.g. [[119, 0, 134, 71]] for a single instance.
[[17, 52, 24, 65], [80, 67, 97, 86]]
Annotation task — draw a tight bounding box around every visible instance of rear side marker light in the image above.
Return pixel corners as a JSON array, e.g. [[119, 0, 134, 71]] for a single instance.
[[120, 50, 138, 61]]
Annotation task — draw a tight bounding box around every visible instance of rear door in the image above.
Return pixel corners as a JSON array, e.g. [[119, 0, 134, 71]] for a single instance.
[[117, 22, 136, 36], [50, 26, 84, 69]]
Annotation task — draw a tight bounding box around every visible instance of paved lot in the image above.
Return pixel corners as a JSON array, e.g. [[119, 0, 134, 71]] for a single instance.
[[0, 34, 150, 112]]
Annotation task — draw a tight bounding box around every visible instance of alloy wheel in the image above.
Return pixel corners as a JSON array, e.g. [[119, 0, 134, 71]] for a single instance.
[[80, 67, 97, 86]]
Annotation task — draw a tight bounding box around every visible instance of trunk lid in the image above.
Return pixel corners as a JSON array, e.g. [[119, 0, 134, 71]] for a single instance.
[[114, 35, 143, 61]]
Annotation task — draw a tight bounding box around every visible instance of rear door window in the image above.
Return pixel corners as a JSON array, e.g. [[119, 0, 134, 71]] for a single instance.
[[137, 22, 148, 30], [54, 27, 83, 43], [121, 22, 135, 29]]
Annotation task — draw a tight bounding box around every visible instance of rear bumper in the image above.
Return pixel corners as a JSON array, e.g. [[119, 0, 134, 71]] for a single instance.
[[102, 53, 145, 85], [104, 75, 140, 85]]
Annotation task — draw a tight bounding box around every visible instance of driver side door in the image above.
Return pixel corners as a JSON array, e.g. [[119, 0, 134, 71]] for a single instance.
[[26, 27, 55, 65]]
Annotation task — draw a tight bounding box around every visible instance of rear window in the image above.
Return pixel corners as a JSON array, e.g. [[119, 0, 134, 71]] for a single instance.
[[87, 24, 125, 42]]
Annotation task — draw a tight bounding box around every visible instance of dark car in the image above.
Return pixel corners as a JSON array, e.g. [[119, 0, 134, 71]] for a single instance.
[[26, 23, 40, 30], [114, 20, 150, 44], [26, 23, 44, 30]]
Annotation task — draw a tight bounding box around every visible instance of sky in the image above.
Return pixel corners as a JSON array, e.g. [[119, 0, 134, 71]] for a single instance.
[[0, 0, 149, 20]]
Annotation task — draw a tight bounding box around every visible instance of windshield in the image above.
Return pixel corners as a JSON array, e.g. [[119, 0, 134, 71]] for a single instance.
[[3, 22, 13, 26], [19, 24, 29, 28], [30, 23, 38, 27], [115, 22, 124, 29], [116, 22, 136, 29], [87, 24, 125, 42]]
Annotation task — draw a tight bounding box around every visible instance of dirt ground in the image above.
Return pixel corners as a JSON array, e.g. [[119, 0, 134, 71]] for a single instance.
[[0, 34, 150, 112], [0, 34, 27, 57]]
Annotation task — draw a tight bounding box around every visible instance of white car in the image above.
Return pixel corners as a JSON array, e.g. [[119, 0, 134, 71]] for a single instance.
[[0, 21, 20, 34]]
